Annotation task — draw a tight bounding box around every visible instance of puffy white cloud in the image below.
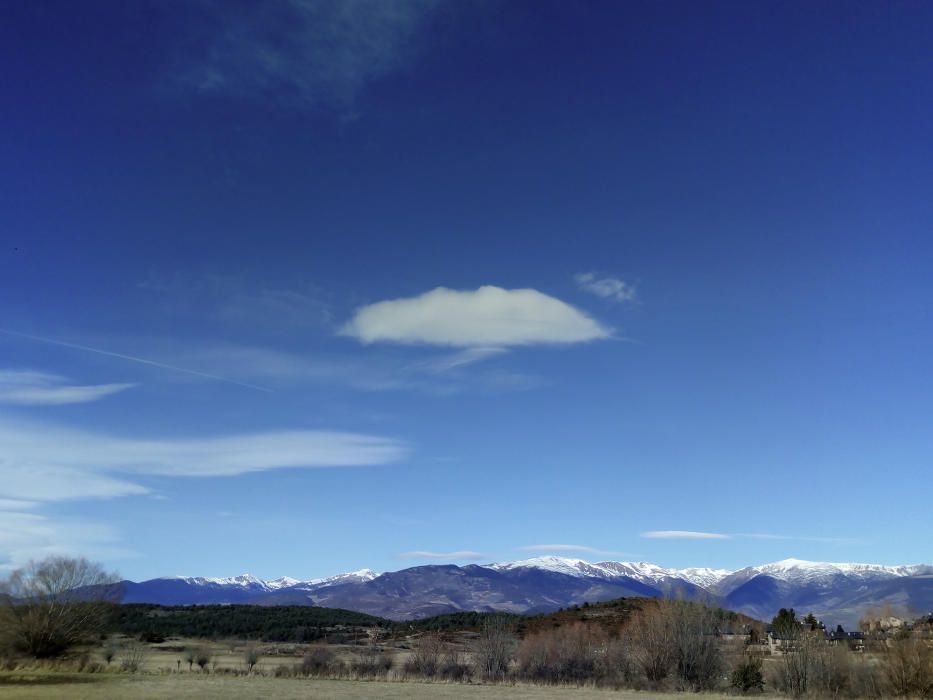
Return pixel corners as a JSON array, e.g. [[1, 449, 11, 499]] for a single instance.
[[399, 550, 487, 561], [640, 530, 731, 540], [0, 369, 135, 406], [0, 418, 408, 503], [575, 272, 637, 303], [341, 286, 611, 347]]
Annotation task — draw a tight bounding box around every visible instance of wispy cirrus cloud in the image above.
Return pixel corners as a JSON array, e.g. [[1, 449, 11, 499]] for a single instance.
[[0, 330, 270, 392], [138, 271, 334, 330], [0, 510, 133, 572], [341, 286, 611, 347], [178, 0, 439, 108], [0, 370, 135, 406], [0, 417, 407, 503], [575, 272, 637, 304], [173, 342, 540, 395], [517, 544, 623, 556], [641, 530, 862, 544], [641, 530, 732, 540], [399, 550, 487, 562]]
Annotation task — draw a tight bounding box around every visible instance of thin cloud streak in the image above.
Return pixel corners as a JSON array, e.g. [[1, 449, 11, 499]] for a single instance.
[[517, 544, 623, 556], [641, 530, 732, 540], [399, 550, 487, 561], [0, 330, 272, 392], [0, 369, 135, 406]]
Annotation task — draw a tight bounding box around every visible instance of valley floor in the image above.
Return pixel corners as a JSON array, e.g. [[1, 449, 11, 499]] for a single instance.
[[0, 673, 734, 700]]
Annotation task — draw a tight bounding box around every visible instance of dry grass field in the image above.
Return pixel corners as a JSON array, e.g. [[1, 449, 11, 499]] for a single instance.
[[0, 673, 735, 700]]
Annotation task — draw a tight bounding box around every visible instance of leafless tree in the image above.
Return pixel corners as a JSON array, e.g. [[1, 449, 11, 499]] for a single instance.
[[0, 556, 119, 658], [880, 636, 933, 697], [406, 632, 445, 677], [668, 600, 723, 691], [102, 636, 119, 665], [193, 644, 212, 671], [626, 604, 675, 684], [515, 622, 607, 684], [474, 614, 514, 681], [243, 643, 261, 674]]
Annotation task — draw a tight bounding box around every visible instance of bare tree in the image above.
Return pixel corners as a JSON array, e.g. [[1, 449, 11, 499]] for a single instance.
[[406, 632, 445, 677], [626, 604, 675, 684], [881, 636, 933, 697], [474, 615, 514, 681], [0, 556, 119, 658], [193, 644, 213, 672], [668, 600, 723, 691], [243, 643, 261, 674]]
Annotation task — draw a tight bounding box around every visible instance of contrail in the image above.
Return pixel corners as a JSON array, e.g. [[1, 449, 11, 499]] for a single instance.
[[0, 329, 272, 393]]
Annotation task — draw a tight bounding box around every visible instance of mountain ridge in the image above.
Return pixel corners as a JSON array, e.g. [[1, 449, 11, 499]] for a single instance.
[[121, 557, 933, 627]]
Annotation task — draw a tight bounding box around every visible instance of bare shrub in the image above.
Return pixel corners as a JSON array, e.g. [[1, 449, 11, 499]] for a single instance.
[[0, 556, 119, 658], [119, 640, 148, 673], [352, 644, 392, 678], [880, 637, 933, 697], [809, 644, 851, 699], [193, 644, 212, 672], [439, 649, 471, 681], [730, 655, 765, 694], [849, 655, 886, 699], [242, 643, 260, 674], [473, 615, 514, 681], [102, 636, 119, 666], [769, 630, 820, 698], [515, 622, 607, 684], [406, 632, 445, 678], [298, 646, 335, 677]]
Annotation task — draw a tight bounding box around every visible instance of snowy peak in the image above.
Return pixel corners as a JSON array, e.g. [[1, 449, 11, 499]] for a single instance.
[[751, 558, 931, 583], [489, 556, 615, 579], [307, 569, 380, 588], [487, 557, 732, 588], [483, 556, 928, 591], [161, 569, 379, 592]]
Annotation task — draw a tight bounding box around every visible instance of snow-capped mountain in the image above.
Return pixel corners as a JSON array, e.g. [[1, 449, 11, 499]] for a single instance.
[[488, 556, 732, 589], [117, 557, 932, 627]]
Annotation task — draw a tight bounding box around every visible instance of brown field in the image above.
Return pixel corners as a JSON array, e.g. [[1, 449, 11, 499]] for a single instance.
[[0, 673, 735, 700]]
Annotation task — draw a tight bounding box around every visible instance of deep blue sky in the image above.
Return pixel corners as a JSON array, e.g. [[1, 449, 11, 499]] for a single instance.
[[1, 0, 931, 580]]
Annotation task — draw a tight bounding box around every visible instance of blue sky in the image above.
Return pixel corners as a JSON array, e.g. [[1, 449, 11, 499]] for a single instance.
[[1, 0, 931, 580]]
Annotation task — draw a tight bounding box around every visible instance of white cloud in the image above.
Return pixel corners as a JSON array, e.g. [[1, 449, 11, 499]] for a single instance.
[[517, 544, 621, 555], [0, 499, 37, 510], [417, 347, 508, 374], [641, 530, 731, 540], [0, 511, 132, 572], [399, 550, 487, 561], [181, 0, 439, 108], [0, 369, 135, 406], [0, 331, 270, 392], [341, 286, 612, 347], [0, 418, 408, 503], [575, 272, 637, 303]]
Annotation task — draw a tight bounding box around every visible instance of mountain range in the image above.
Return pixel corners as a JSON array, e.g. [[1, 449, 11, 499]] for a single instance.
[[117, 557, 933, 627]]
